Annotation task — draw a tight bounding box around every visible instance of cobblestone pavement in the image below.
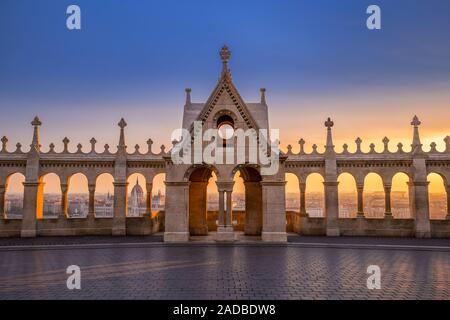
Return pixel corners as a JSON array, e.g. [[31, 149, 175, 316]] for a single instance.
[[0, 239, 449, 299]]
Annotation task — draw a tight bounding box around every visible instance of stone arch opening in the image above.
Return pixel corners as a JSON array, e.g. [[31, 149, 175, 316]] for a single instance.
[[5, 173, 25, 218], [285, 173, 300, 232], [41, 173, 61, 218], [126, 173, 146, 217], [363, 173, 385, 218], [188, 166, 216, 236], [152, 173, 166, 214], [305, 173, 325, 217], [338, 173, 357, 218], [427, 173, 447, 220], [236, 166, 262, 236], [391, 172, 411, 219], [95, 173, 114, 218], [67, 173, 89, 218]]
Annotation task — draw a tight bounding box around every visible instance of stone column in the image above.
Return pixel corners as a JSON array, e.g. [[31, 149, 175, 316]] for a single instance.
[[411, 158, 431, 237], [226, 190, 233, 227], [261, 181, 287, 242], [60, 183, 69, 218], [164, 181, 190, 242], [299, 182, 307, 217], [21, 181, 43, 237], [216, 181, 234, 242], [324, 180, 339, 236], [112, 181, 127, 235], [384, 184, 392, 218], [146, 182, 153, 217], [0, 184, 7, 219], [244, 181, 262, 235], [88, 183, 96, 218], [356, 184, 364, 218], [21, 116, 42, 237], [218, 190, 225, 227]]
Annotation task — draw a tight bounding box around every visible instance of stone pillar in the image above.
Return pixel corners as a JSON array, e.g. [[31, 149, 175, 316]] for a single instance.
[[164, 181, 190, 242], [218, 190, 225, 227], [384, 184, 392, 218], [21, 116, 42, 237], [112, 181, 127, 235], [261, 181, 287, 242], [244, 181, 262, 235], [60, 183, 69, 218], [356, 184, 364, 218], [226, 190, 233, 227], [146, 182, 153, 217], [299, 182, 307, 217], [216, 181, 235, 242], [0, 184, 6, 219], [412, 159, 431, 238], [324, 180, 339, 236], [21, 181, 43, 237], [88, 183, 95, 218]]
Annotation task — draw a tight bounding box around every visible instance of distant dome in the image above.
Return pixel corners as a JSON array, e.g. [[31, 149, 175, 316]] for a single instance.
[[130, 179, 144, 199]]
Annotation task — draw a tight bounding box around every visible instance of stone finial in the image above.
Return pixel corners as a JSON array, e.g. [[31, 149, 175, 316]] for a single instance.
[[411, 115, 422, 153], [342, 143, 349, 154], [76, 143, 83, 153], [355, 137, 362, 153], [135, 144, 140, 153], [430, 142, 437, 153], [444, 136, 450, 153], [90, 138, 97, 153], [260, 88, 266, 104], [30, 116, 42, 152], [286, 144, 292, 154], [185, 88, 192, 105], [147, 139, 153, 154], [160, 144, 166, 154], [15, 143, 22, 153], [117, 118, 127, 152], [382, 137, 390, 153], [298, 138, 305, 154], [312, 144, 318, 154], [62, 137, 70, 152], [324, 117, 335, 153], [49, 143, 55, 153], [397, 142, 404, 153], [104, 144, 110, 153], [1, 136, 8, 152], [369, 143, 376, 153], [220, 45, 231, 77]]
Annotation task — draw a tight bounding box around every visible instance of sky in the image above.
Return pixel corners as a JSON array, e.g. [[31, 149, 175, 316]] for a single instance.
[[1, 0, 450, 194]]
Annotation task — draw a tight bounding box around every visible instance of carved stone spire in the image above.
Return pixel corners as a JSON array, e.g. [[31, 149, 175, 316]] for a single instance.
[[1, 136, 8, 153], [324, 117, 335, 152], [185, 88, 191, 105], [117, 118, 127, 152], [260, 88, 266, 104], [30, 116, 42, 152], [220, 45, 231, 77], [411, 115, 422, 153]]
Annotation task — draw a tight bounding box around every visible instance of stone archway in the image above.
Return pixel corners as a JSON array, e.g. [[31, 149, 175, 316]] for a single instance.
[[234, 166, 263, 236], [188, 166, 214, 236]]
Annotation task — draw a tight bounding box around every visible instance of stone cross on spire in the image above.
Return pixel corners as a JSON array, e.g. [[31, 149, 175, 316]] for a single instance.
[[220, 45, 231, 77], [324, 117, 335, 152], [118, 118, 127, 152], [411, 115, 422, 153], [30, 116, 42, 152]]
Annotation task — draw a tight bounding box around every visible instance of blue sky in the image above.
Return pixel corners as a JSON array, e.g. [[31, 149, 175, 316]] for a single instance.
[[1, 0, 450, 152]]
